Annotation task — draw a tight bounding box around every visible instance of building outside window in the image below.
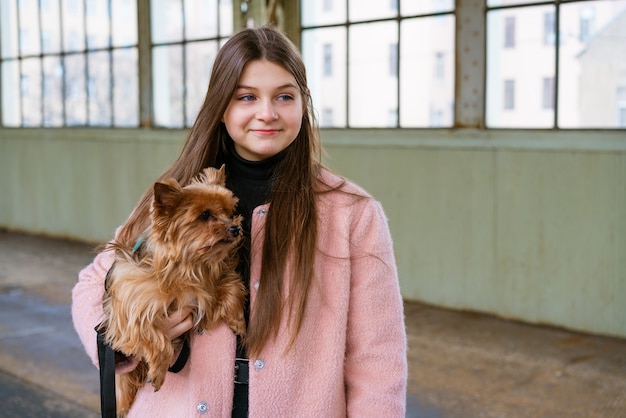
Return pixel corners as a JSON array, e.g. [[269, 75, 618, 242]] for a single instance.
[[323, 43, 333, 77], [486, 0, 626, 129], [504, 16, 515, 48], [543, 11, 555, 45]]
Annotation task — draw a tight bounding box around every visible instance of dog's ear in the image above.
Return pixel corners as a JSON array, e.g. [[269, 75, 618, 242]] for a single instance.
[[196, 166, 226, 187], [153, 180, 183, 217]]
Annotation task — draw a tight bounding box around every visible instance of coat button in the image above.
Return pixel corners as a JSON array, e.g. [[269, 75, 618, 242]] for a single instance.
[[196, 401, 209, 413], [253, 281, 259, 290], [254, 359, 265, 370], [257, 209, 266, 216]]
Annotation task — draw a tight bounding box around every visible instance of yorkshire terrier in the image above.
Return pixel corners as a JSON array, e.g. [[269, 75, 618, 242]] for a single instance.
[[98, 165, 246, 416]]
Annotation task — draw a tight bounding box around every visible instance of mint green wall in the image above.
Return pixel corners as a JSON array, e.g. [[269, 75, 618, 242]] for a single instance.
[[1, 127, 624, 338]]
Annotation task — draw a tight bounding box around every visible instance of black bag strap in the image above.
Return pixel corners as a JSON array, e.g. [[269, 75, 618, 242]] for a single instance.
[[97, 329, 117, 418]]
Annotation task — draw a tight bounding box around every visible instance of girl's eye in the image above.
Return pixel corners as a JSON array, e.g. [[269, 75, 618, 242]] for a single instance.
[[199, 211, 214, 221], [277, 94, 294, 101], [238, 94, 255, 101]]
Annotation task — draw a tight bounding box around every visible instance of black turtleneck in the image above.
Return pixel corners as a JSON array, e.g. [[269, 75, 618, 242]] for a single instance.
[[222, 139, 284, 237]]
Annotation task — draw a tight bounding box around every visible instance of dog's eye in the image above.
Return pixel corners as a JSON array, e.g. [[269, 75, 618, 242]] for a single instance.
[[198, 211, 214, 221]]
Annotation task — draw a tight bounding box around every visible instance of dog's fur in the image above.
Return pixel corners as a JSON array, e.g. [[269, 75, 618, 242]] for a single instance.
[[98, 166, 246, 417]]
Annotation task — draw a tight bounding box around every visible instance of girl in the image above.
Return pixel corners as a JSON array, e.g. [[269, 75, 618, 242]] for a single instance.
[[72, 26, 407, 417]]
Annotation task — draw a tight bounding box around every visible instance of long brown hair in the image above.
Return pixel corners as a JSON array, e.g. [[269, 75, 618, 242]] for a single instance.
[[117, 26, 322, 357]]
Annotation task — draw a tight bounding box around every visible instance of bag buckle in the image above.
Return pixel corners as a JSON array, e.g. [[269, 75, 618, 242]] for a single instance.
[[234, 358, 249, 384]]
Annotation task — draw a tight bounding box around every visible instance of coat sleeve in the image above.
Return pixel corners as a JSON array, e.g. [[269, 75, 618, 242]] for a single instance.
[[72, 246, 115, 368], [344, 198, 407, 417]]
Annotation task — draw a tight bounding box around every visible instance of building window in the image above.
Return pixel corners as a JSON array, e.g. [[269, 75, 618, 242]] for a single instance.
[[301, 0, 455, 128], [323, 43, 333, 77], [321, 107, 334, 127], [543, 12, 555, 45], [504, 79, 515, 110], [389, 43, 398, 78], [504, 16, 515, 48], [434, 51, 445, 81], [579, 6, 595, 42], [542, 77, 554, 109]]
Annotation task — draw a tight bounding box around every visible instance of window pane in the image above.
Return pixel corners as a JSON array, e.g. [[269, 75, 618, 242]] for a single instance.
[[302, 27, 347, 127], [21, 58, 42, 126], [62, 0, 85, 52], [153, 44, 184, 127], [64, 53, 87, 125], [1, 0, 19, 58], [349, 0, 397, 22], [152, 0, 183, 44], [1, 60, 21, 126], [219, 0, 233, 36], [41, 0, 62, 54], [401, 0, 454, 16], [301, 0, 346, 27], [113, 48, 139, 126], [185, 0, 218, 40], [86, 0, 110, 49], [19, 1, 41, 56], [400, 15, 454, 128], [111, 0, 137, 47], [559, 0, 626, 128], [486, 6, 555, 128], [43, 55, 64, 126], [87, 51, 111, 125], [349, 21, 397, 127], [185, 41, 218, 126]]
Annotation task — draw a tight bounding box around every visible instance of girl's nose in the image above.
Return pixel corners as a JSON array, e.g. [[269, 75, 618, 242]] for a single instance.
[[256, 100, 277, 121]]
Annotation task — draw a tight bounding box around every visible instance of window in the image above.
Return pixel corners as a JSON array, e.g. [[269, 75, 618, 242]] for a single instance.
[[542, 77, 554, 109], [390, 0, 398, 13], [2, 1, 624, 131], [389, 43, 398, 78], [301, 0, 455, 128], [504, 79, 515, 110], [321, 107, 334, 127], [151, 0, 233, 128], [0, 0, 232, 128], [504, 16, 515, 48], [579, 6, 595, 42], [543, 11, 555, 45], [323, 44, 333, 77], [486, 0, 626, 129], [434, 51, 445, 81], [1, 0, 139, 127]]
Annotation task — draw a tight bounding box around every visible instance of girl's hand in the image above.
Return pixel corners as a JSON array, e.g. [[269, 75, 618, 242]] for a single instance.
[[164, 308, 194, 340]]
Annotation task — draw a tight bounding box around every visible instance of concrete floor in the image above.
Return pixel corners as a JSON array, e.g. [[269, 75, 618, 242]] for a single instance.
[[0, 229, 625, 417]]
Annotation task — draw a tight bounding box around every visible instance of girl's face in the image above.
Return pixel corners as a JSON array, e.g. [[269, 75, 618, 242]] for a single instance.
[[223, 60, 304, 161]]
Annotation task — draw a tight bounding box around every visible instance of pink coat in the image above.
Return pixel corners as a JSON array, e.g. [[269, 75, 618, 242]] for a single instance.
[[72, 169, 407, 417]]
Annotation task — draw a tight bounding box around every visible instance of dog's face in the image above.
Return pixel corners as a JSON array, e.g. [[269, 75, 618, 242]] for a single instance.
[[150, 166, 243, 262]]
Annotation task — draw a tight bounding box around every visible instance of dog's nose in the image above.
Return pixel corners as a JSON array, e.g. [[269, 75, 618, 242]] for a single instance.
[[228, 225, 241, 237]]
